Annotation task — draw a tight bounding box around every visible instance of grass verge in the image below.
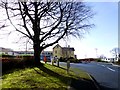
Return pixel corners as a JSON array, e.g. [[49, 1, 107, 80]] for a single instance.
[[59, 65, 91, 80], [2, 63, 94, 90]]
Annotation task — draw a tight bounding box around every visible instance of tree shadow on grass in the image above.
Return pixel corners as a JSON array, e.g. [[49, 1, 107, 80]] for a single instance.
[[2, 65, 35, 75], [34, 64, 99, 90], [2, 63, 99, 90]]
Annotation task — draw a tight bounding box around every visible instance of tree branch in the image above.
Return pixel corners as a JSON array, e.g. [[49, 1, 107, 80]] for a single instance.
[[18, 2, 33, 40], [4, 2, 31, 39]]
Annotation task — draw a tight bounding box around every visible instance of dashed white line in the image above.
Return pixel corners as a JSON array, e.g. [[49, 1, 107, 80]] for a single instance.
[[97, 63, 116, 72], [101, 65, 105, 67], [107, 67, 115, 72]]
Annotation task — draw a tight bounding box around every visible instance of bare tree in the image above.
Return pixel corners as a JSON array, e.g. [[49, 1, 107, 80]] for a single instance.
[[0, 0, 94, 65], [99, 54, 106, 59], [110, 47, 120, 62]]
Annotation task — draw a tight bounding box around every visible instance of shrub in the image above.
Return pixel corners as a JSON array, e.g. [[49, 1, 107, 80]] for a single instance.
[[59, 57, 81, 63], [95, 58, 102, 62], [2, 54, 15, 58], [69, 58, 81, 63], [59, 57, 66, 62], [115, 61, 120, 65], [2, 56, 34, 73]]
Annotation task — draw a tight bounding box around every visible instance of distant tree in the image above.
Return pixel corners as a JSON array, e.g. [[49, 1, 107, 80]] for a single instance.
[[110, 47, 120, 62], [99, 54, 106, 59], [0, 1, 94, 65]]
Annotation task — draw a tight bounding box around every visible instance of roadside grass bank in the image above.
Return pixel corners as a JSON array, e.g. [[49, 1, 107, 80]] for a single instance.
[[59, 65, 91, 80], [59, 63, 100, 90], [2, 63, 98, 90]]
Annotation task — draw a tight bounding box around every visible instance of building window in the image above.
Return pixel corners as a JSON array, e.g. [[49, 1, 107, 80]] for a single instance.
[[55, 51, 57, 54]]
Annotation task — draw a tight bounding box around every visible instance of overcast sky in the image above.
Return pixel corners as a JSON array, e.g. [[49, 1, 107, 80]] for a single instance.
[[0, 1, 119, 59]]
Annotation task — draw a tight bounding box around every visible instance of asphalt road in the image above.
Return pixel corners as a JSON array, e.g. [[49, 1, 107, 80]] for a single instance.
[[59, 61, 120, 90]]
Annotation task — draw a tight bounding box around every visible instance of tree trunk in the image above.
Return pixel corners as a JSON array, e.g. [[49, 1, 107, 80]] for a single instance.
[[34, 42, 41, 66]]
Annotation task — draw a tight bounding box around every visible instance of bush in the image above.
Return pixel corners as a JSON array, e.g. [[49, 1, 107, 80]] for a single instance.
[[95, 58, 102, 62], [115, 61, 120, 65], [59, 57, 66, 62], [69, 58, 82, 63], [59, 57, 81, 63], [2, 56, 34, 73], [1, 54, 15, 58]]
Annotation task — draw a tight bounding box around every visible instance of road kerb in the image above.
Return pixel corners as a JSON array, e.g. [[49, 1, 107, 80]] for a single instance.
[[111, 63, 120, 67], [86, 73, 101, 90]]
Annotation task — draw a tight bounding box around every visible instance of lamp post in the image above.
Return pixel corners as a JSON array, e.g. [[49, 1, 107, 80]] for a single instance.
[[26, 39, 29, 55], [65, 33, 70, 74], [95, 48, 98, 58]]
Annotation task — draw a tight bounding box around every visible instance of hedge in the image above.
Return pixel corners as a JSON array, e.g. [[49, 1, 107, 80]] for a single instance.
[[2, 56, 34, 73], [59, 57, 82, 63]]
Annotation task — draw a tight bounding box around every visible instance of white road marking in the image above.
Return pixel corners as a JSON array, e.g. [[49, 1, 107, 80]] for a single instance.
[[102, 65, 105, 67], [107, 67, 115, 72]]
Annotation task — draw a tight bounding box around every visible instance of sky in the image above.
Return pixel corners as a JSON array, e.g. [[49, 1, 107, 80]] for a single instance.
[[0, 1, 119, 59]]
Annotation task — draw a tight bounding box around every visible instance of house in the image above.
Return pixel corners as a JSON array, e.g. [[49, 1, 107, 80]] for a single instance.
[[53, 44, 75, 59]]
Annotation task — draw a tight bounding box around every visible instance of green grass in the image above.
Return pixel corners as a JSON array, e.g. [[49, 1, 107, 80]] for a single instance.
[[60, 65, 91, 80], [2, 63, 91, 89]]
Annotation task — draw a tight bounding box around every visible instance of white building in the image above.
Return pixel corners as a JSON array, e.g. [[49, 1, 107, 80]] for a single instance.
[[0, 47, 14, 55], [0, 47, 53, 61], [101, 57, 117, 62], [40, 51, 53, 61], [13, 51, 34, 56]]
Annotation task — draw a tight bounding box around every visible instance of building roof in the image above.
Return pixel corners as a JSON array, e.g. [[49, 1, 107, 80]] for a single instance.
[[53, 44, 75, 51], [53, 44, 62, 49], [62, 47, 75, 51], [0, 47, 13, 52]]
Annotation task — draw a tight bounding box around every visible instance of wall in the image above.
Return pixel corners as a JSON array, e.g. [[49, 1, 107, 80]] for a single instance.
[[53, 45, 62, 59]]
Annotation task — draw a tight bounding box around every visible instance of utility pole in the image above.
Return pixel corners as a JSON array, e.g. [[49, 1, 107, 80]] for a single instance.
[[85, 54, 87, 58], [26, 39, 28, 55], [95, 48, 98, 58], [65, 31, 70, 74]]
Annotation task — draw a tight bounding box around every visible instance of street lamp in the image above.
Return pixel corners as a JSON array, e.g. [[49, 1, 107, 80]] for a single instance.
[[95, 48, 98, 58]]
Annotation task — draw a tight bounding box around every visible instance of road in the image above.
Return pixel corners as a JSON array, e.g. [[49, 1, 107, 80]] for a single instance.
[[59, 61, 120, 90]]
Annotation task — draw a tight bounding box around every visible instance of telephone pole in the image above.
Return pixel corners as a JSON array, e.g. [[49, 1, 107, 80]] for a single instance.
[[95, 48, 98, 58]]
